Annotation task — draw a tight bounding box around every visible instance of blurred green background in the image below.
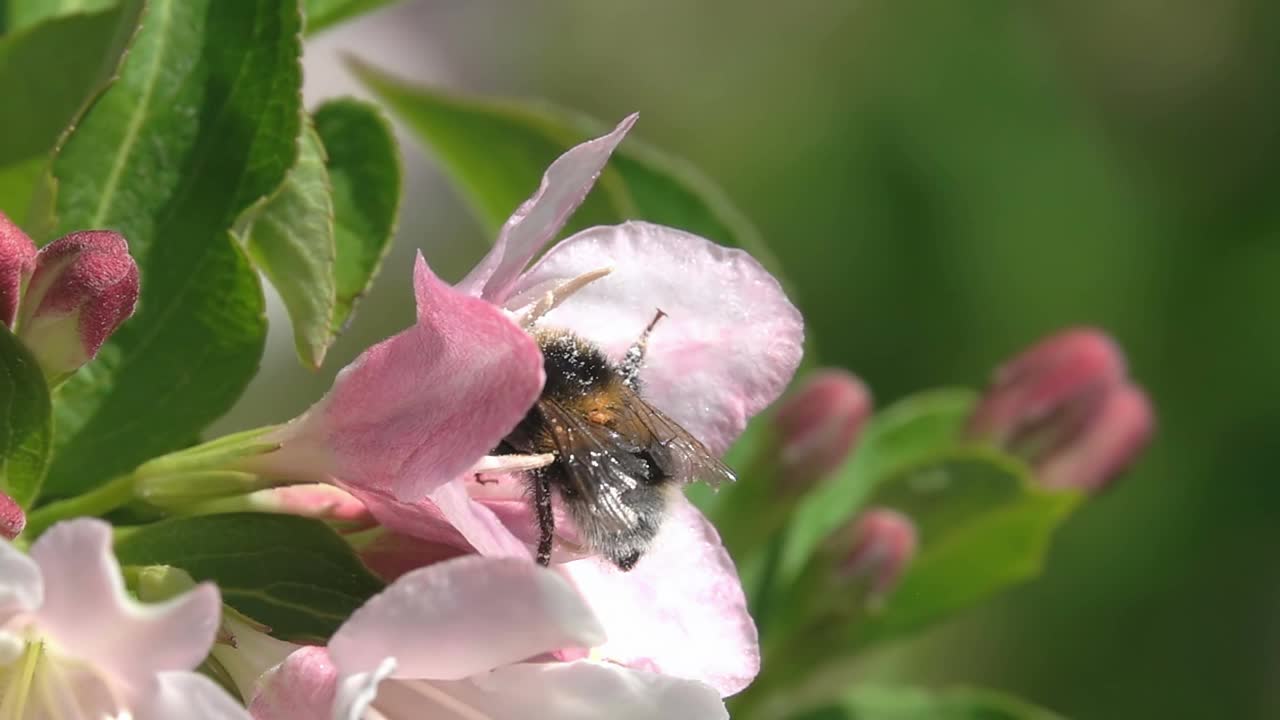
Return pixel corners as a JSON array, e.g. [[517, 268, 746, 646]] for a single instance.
[[222, 1, 1280, 717]]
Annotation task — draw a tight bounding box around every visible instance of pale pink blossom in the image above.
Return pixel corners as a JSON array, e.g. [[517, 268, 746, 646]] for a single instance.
[[245, 117, 801, 697], [0, 518, 247, 718], [247, 556, 727, 720]]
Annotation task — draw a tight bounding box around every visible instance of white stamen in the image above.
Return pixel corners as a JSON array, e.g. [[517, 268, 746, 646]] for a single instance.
[[470, 454, 557, 475], [514, 267, 613, 328]]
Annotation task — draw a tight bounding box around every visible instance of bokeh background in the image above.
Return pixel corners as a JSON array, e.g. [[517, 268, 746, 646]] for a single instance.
[[216, 2, 1280, 718]]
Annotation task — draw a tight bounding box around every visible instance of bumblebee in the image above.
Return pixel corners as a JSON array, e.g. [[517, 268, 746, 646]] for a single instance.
[[499, 311, 736, 571]]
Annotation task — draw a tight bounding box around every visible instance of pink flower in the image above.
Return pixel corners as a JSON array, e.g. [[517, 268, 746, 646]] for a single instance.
[[967, 327, 1154, 491], [6, 228, 140, 383], [0, 518, 247, 718], [247, 556, 728, 720], [247, 116, 801, 697]]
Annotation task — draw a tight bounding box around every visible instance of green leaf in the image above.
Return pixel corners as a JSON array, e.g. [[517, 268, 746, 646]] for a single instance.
[[0, 326, 51, 507], [776, 389, 978, 586], [114, 513, 384, 642], [242, 122, 338, 369], [303, 0, 398, 35], [6, 0, 115, 33], [39, 0, 302, 499], [0, 1, 143, 220], [842, 450, 1081, 648], [350, 59, 783, 277], [313, 99, 401, 337], [792, 686, 1062, 720]]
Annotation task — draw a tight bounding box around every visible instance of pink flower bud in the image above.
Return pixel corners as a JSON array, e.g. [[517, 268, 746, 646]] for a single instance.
[[967, 327, 1153, 490], [774, 369, 872, 488], [834, 508, 917, 605], [0, 490, 25, 540], [1038, 384, 1153, 491], [0, 211, 37, 328], [16, 230, 139, 381]]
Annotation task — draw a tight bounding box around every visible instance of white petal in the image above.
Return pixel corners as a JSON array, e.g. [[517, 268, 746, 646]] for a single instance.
[[508, 221, 804, 454], [457, 115, 637, 304], [28, 519, 221, 691], [0, 535, 41, 621], [330, 556, 604, 681], [334, 657, 396, 720], [409, 661, 728, 720], [139, 671, 252, 720], [561, 495, 760, 696]]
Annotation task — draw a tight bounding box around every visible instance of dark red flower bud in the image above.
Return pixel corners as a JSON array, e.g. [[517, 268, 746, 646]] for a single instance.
[[0, 211, 37, 329], [16, 230, 139, 382]]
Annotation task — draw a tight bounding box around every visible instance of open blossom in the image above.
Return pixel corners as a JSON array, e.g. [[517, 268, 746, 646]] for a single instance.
[[246, 555, 728, 720], [0, 518, 247, 719], [243, 117, 802, 695]]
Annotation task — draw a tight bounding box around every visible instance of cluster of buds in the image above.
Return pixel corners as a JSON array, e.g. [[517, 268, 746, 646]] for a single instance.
[[796, 328, 1153, 606], [1, 211, 139, 385], [967, 327, 1154, 491]]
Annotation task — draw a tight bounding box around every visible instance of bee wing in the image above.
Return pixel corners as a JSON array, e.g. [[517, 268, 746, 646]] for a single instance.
[[538, 398, 655, 535], [609, 387, 739, 489]]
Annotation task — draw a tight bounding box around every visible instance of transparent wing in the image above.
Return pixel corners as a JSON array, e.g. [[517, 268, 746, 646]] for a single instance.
[[607, 386, 738, 489], [538, 397, 652, 536]]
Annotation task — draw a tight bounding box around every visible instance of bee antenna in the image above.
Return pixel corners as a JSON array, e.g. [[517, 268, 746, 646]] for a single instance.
[[620, 309, 667, 386]]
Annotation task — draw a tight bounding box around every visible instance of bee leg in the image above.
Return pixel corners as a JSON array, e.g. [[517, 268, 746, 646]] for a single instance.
[[620, 308, 668, 388], [533, 471, 554, 567]]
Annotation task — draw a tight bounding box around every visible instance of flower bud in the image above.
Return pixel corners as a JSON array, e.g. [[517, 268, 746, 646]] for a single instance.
[[967, 327, 1152, 490], [833, 508, 917, 607], [774, 369, 872, 489], [0, 211, 37, 328], [15, 230, 139, 382], [1038, 384, 1153, 491], [0, 490, 25, 540]]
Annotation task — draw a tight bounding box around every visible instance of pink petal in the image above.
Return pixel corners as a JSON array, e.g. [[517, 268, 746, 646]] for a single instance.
[[349, 484, 472, 555], [330, 556, 605, 681], [561, 494, 760, 696], [0, 536, 42, 620], [248, 484, 375, 526], [249, 646, 339, 720], [0, 210, 36, 328], [426, 480, 532, 559], [415, 661, 729, 720], [356, 528, 469, 583], [140, 672, 252, 720], [509, 221, 804, 454], [266, 254, 544, 501], [28, 519, 222, 691], [457, 114, 637, 304], [354, 475, 586, 576]]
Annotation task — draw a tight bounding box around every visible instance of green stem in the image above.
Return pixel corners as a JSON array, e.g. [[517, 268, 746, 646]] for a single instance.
[[22, 473, 138, 538]]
